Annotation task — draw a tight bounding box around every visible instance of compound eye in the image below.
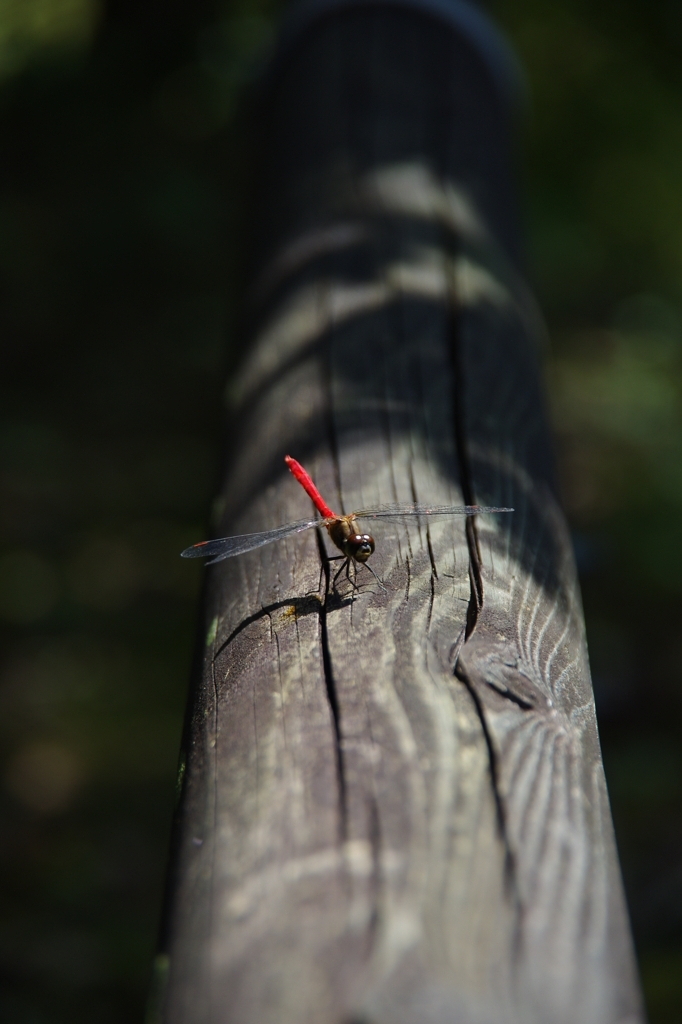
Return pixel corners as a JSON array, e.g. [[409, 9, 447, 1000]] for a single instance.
[[350, 533, 375, 562]]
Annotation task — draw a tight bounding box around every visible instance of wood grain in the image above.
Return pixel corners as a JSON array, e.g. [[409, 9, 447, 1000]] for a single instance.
[[158, 6, 643, 1023]]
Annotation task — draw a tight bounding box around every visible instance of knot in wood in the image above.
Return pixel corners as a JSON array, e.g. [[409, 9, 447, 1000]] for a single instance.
[[457, 632, 553, 713]]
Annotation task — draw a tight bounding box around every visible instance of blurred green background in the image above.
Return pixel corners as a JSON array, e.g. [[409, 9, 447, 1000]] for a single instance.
[[0, 0, 680, 1021]]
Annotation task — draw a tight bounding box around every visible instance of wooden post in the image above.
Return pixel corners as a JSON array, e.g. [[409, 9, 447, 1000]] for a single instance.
[[158, 2, 644, 1022]]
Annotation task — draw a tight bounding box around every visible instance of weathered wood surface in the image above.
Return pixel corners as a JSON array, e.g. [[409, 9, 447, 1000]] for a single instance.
[[160, 4, 643, 1023]]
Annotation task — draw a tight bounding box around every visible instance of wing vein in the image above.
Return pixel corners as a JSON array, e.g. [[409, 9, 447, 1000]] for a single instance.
[[181, 519, 323, 563]]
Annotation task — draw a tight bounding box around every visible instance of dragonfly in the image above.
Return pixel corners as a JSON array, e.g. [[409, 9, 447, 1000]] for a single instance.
[[181, 455, 513, 589]]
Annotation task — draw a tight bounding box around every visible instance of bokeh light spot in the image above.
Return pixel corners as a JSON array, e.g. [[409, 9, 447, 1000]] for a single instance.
[[0, 0, 102, 80]]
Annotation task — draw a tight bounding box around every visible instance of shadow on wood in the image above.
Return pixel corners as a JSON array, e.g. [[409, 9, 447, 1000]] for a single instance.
[[156, 3, 644, 1023]]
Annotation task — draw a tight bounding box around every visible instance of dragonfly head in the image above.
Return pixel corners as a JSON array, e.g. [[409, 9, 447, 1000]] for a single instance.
[[346, 533, 375, 563]]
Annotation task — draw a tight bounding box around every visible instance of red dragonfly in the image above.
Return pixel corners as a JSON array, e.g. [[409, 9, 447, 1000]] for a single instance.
[[181, 455, 513, 588]]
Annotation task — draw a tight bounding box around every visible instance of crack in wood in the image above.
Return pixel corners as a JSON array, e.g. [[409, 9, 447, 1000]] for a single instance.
[[210, 557, 352, 851], [463, 516, 483, 638], [425, 526, 438, 581], [325, 337, 343, 512], [316, 527, 348, 843], [366, 794, 381, 955], [449, 300, 524, 934]]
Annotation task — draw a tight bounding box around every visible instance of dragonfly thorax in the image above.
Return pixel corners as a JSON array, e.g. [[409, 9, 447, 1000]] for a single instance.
[[326, 517, 375, 563]]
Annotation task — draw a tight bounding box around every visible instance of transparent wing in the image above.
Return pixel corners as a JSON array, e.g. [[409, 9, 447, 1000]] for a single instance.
[[181, 518, 327, 565], [352, 503, 513, 520]]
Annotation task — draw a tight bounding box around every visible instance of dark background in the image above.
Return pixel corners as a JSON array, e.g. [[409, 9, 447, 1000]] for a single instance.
[[1, 1, 680, 1021]]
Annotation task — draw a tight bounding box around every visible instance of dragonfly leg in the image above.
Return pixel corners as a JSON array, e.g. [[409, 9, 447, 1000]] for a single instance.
[[346, 559, 361, 592], [363, 560, 387, 592], [332, 557, 351, 590]]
